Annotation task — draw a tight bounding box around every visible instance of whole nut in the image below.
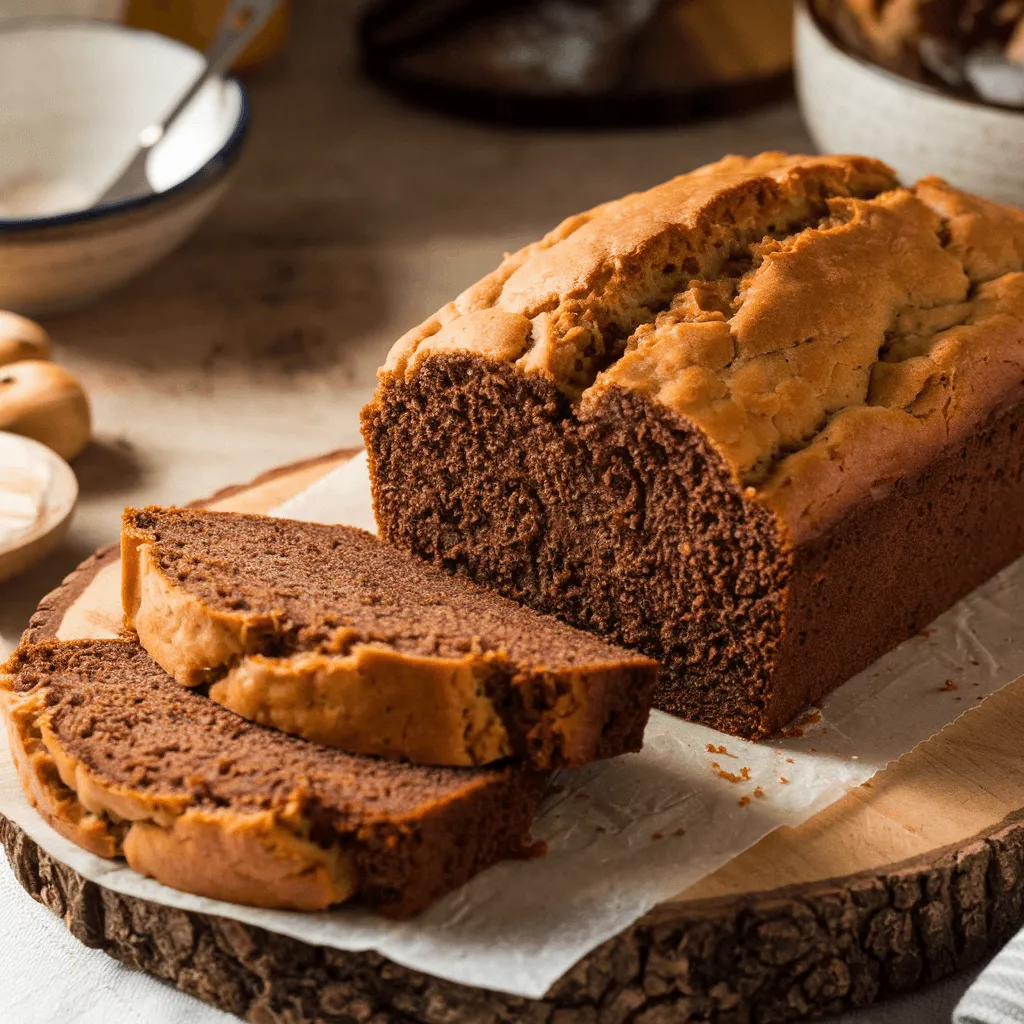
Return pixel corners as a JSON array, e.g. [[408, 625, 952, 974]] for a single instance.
[[0, 311, 51, 367], [0, 360, 91, 461]]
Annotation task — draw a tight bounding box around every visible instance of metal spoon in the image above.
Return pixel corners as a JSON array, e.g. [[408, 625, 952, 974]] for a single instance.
[[95, 0, 279, 208]]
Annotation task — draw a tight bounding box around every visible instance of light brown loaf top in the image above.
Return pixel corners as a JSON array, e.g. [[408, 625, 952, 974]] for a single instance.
[[380, 152, 1024, 542]]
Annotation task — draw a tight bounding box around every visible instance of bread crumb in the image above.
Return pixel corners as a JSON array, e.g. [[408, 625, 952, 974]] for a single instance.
[[711, 762, 751, 784], [780, 776, 789, 784], [706, 743, 737, 758], [738, 796, 751, 807], [778, 709, 821, 738], [938, 679, 958, 692]]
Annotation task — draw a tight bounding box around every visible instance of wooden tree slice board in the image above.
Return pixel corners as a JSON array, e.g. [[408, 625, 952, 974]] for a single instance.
[[4, 450, 1024, 1023]]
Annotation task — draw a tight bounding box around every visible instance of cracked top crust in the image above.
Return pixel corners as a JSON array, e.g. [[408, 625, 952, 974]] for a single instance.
[[381, 152, 1024, 541]]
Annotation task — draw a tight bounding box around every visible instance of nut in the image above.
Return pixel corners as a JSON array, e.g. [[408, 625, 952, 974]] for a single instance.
[[0, 360, 91, 460], [0, 311, 51, 367]]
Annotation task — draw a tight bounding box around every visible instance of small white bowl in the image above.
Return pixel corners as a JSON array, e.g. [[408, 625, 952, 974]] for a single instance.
[[0, 431, 78, 585], [0, 19, 248, 315], [795, 1, 1024, 206]]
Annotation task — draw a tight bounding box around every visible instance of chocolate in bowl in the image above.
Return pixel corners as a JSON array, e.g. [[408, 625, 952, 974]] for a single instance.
[[810, 0, 1024, 108]]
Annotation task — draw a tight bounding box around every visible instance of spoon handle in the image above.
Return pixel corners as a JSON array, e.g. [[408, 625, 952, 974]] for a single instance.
[[161, 0, 280, 133], [95, 0, 280, 208]]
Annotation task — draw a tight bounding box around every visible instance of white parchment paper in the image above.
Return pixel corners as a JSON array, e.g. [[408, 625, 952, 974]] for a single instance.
[[2, 451, 1023, 999]]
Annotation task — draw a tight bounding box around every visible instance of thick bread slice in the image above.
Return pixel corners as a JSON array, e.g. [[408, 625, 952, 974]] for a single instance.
[[121, 507, 657, 768], [1, 638, 548, 917]]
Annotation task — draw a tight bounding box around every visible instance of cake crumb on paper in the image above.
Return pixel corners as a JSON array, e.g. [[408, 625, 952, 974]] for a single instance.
[[779, 709, 822, 738], [706, 743, 737, 758], [712, 763, 751, 784]]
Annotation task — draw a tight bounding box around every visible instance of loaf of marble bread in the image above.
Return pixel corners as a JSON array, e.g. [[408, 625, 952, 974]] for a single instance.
[[0, 638, 548, 916], [121, 507, 657, 768], [362, 151, 1024, 738]]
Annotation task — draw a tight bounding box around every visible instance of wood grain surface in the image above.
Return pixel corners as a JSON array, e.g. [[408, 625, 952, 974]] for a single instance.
[[4, 451, 1024, 1023]]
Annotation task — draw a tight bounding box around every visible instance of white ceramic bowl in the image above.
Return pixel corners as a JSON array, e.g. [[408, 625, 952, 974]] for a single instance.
[[0, 19, 248, 315], [795, 1, 1024, 206]]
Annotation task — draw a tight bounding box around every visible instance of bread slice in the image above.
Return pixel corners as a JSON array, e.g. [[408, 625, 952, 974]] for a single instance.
[[1, 638, 547, 917], [121, 507, 657, 769]]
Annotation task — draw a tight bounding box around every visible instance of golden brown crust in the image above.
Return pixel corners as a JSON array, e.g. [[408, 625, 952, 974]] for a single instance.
[[122, 810, 355, 912], [377, 153, 1024, 542], [208, 650, 512, 766], [3, 692, 120, 859], [1, 655, 357, 911], [122, 513, 652, 767], [122, 526, 249, 684]]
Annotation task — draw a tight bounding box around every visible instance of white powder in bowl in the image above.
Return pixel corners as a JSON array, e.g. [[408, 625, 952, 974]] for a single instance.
[[0, 449, 50, 550]]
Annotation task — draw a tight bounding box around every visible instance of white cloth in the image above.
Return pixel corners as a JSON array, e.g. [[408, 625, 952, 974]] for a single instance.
[[0, 855, 231, 1024], [956, 930, 1024, 1024]]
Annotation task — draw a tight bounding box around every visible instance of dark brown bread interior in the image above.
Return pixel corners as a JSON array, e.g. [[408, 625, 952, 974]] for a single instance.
[[364, 358, 1024, 736], [127, 508, 648, 668], [125, 508, 656, 765], [5, 639, 548, 917]]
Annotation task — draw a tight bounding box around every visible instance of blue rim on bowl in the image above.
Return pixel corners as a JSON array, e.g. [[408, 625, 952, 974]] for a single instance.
[[0, 17, 250, 234]]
